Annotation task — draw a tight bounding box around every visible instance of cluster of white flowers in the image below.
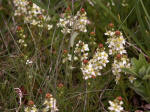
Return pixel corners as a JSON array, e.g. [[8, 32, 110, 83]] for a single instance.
[[108, 97, 124, 112], [89, 32, 97, 45], [43, 93, 59, 112], [128, 75, 136, 83], [106, 0, 115, 8], [13, 0, 53, 30], [92, 48, 109, 69], [24, 106, 38, 112], [81, 47, 109, 80], [122, 0, 128, 7], [16, 26, 27, 47], [81, 61, 95, 80], [26, 59, 33, 65], [13, 0, 29, 16], [61, 49, 73, 63], [62, 40, 89, 64], [24, 101, 38, 112], [107, 0, 128, 8], [62, 53, 72, 63], [24, 94, 58, 112], [57, 8, 89, 34], [105, 30, 131, 83], [112, 55, 131, 83], [105, 30, 127, 55], [74, 40, 89, 61]]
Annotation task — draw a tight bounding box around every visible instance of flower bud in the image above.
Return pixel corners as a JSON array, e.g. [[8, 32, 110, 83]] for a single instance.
[[38, 14, 43, 19], [109, 23, 114, 28], [28, 100, 34, 106], [99, 43, 103, 48], [63, 49, 67, 54], [17, 26, 22, 31], [38, 88, 42, 94], [83, 59, 88, 64], [58, 83, 64, 88], [65, 7, 71, 13], [116, 54, 122, 60], [90, 32, 95, 36], [81, 8, 85, 13], [45, 93, 52, 99], [92, 75, 96, 79], [117, 96, 123, 101], [115, 30, 120, 36]]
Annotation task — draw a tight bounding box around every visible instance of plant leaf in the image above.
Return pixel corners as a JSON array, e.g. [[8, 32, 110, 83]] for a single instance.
[[70, 32, 79, 47]]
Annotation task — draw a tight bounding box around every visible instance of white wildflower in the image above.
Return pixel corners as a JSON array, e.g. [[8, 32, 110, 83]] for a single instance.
[[24, 101, 38, 112], [74, 40, 89, 61], [43, 93, 59, 112], [81, 47, 109, 80], [26, 59, 33, 65], [129, 76, 136, 83], [112, 55, 130, 83], [24, 106, 38, 112], [108, 101, 124, 112], [108, 97, 124, 112], [106, 30, 127, 55], [13, 0, 53, 30], [57, 8, 89, 34]]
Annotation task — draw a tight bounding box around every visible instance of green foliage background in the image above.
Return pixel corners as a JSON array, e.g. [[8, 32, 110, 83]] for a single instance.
[[0, 0, 150, 111]]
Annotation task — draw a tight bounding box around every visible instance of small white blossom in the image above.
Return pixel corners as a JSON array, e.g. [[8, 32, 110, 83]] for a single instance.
[[24, 105, 38, 112], [74, 56, 78, 61], [57, 9, 89, 34], [68, 54, 72, 61], [81, 48, 109, 80], [112, 55, 130, 83], [13, 0, 53, 30], [105, 30, 127, 55], [108, 101, 124, 112], [48, 25, 53, 30], [62, 54, 72, 63], [108, 97, 124, 112], [43, 94, 58, 112], [129, 76, 136, 83], [26, 59, 33, 65], [74, 40, 89, 61]]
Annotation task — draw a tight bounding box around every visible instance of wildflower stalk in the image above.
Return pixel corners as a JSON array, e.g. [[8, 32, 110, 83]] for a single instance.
[[119, 79, 129, 110], [14, 88, 23, 112], [83, 81, 88, 112]]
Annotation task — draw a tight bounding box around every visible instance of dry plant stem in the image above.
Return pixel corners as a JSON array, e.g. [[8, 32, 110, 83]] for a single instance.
[[72, 0, 74, 14], [103, 69, 111, 76], [48, 33, 66, 93], [38, 0, 51, 38], [9, 108, 17, 111], [16, 103, 22, 112], [26, 24, 38, 96], [54, 35, 66, 87], [83, 81, 87, 112], [41, 32, 60, 95], [118, 3, 136, 30], [1, 14, 23, 55], [126, 41, 149, 59], [0, 29, 9, 53], [35, 27, 58, 100], [98, 74, 113, 112], [12, 16, 17, 30], [26, 24, 37, 54], [72, 97, 81, 112], [49, 27, 58, 79], [99, 86, 108, 112], [65, 89, 112, 101]]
